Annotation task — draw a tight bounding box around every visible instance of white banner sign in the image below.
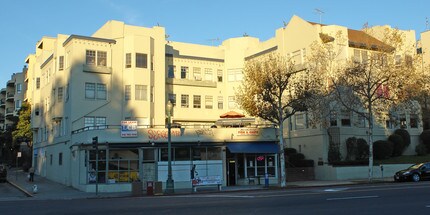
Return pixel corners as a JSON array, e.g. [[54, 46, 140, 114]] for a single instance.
[[121, 121, 138, 137]]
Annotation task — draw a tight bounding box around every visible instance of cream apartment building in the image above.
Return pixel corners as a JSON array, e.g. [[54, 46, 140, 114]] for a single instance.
[[18, 15, 423, 192]]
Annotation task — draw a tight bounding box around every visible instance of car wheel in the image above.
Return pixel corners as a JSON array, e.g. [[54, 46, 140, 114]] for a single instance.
[[412, 173, 420, 182]]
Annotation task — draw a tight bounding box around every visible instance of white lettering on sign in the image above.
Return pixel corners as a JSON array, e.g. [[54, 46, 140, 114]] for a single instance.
[[121, 121, 138, 137]]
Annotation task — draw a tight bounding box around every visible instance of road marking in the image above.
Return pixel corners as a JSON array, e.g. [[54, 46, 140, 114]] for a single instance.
[[165, 195, 255, 198], [327, 195, 379, 201], [426, 205, 430, 208], [324, 188, 349, 192]]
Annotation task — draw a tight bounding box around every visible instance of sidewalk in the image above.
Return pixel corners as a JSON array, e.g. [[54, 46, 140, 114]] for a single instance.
[[5, 168, 394, 201]]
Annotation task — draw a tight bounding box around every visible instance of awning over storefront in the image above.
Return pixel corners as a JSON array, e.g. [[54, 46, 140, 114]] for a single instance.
[[226, 143, 279, 153]]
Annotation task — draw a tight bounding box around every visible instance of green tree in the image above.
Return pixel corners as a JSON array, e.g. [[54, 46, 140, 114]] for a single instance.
[[236, 53, 315, 187], [12, 102, 32, 145]]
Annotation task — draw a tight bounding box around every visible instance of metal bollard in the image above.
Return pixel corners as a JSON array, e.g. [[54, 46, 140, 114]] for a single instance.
[[264, 173, 269, 187]]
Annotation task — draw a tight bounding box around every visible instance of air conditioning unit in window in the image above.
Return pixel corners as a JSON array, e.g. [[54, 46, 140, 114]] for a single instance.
[[195, 76, 202, 81]]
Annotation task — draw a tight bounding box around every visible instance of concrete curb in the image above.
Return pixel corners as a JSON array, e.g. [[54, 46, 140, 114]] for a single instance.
[[7, 180, 33, 197]]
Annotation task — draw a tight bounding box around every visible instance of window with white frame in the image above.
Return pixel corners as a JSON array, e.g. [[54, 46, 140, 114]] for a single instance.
[[125, 85, 131, 101], [193, 95, 201, 108], [410, 114, 418, 128], [85, 83, 106, 100], [217, 69, 223, 82], [218, 96, 223, 109], [16, 83, 22, 94], [193, 67, 202, 80], [135, 85, 148, 101], [84, 116, 106, 130], [86, 50, 96, 65], [58, 87, 63, 102], [136, 53, 148, 68], [228, 96, 236, 109], [227, 69, 243, 82], [205, 96, 213, 109], [400, 114, 406, 128], [15, 100, 22, 110], [341, 110, 351, 126], [181, 94, 189, 108], [36, 77, 40, 89], [59, 56, 64, 71], [204, 68, 213, 81], [181, 66, 189, 79], [295, 113, 306, 129], [125, 53, 131, 68]]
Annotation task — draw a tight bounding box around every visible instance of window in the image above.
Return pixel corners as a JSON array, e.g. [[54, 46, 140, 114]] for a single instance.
[[217, 96, 223, 109], [204, 68, 213, 81], [330, 111, 337, 126], [168, 93, 176, 105], [410, 114, 418, 128], [361, 50, 368, 64], [395, 55, 402, 65], [193, 95, 201, 108], [58, 87, 63, 102], [107, 149, 139, 183], [400, 114, 407, 128], [59, 56, 64, 71], [295, 113, 306, 129], [168, 65, 175, 78], [15, 100, 22, 110], [217, 70, 223, 82], [205, 96, 213, 109], [135, 85, 148, 101], [16, 83, 22, 94], [84, 116, 106, 130], [85, 83, 95, 99], [125, 53, 131, 68], [227, 69, 243, 82], [181, 66, 189, 79], [59, 153, 63, 166], [125, 85, 131, 101], [181, 94, 189, 108], [86, 50, 96, 65], [85, 83, 106, 100], [341, 110, 351, 126], [136, 53, 147, 68], [193, 67, 202, 80], [228, 96, 236, 109], [291, 50, 301, 64], [353, 49, 361, 63], [97, 84, 107, 100], [36, 77, 40, 89], [356, 113, 365, 128]]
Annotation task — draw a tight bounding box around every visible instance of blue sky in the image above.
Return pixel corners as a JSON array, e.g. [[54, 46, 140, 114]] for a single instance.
[[0, 0, 428, 85]]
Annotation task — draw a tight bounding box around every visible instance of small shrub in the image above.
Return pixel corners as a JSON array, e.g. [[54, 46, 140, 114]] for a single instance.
[[356, 138, 369, 160], [415, 143, 428, 156], [373, 140, 393, 160], [328, 142, 342, 163], [394, 129, 411, 146], [285, 148, 297, 156], [345, 137, 357, 160], [389, 134, 405, 157]]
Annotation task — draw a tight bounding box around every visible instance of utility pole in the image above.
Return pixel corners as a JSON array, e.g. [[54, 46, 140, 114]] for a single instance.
[[92, 136, 99, 196]]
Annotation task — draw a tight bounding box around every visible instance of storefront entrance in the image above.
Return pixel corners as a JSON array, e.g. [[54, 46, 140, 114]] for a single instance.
[[227, 158, 236, 186]]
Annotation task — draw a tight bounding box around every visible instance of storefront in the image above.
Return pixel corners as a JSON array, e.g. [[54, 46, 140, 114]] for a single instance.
[[69, 125, 279, 192]]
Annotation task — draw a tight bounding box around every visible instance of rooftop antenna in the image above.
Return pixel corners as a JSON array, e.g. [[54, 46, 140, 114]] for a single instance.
[[207, 37, 220, 46], [314, 8, 324, 24]]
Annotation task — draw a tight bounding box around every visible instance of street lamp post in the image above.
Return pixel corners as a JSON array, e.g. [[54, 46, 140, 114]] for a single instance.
[[165, 100, 174, 194]]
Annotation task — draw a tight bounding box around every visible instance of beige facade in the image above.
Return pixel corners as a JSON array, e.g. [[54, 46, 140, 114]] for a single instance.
[[1, 15, 425, 191]]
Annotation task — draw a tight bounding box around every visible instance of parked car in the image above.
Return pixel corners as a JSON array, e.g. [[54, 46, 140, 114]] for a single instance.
[[394, 162, 430, 182], [0, 164, 7, 182]]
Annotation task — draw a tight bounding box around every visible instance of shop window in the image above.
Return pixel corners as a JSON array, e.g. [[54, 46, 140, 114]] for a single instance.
[[143, 149, 155, 161], [107, 149, 139, 183], [206, 148, 221, 160], [88, 150, 107, 184], [175, 147, 190, 161]]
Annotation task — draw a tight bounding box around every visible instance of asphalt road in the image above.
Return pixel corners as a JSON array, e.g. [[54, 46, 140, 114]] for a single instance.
[[1, 182, 430, 215]]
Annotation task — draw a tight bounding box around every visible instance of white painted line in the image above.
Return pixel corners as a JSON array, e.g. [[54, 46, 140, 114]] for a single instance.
[[324, 188, 349, 192], [165, 195, 255, 198], [327, 195, 379, 201], [426, 205, 430, 208]]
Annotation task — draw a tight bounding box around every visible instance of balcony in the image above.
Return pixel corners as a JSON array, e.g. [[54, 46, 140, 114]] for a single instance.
[[6, 92, 14, 101], [0, 88, 6, 95], [0, 99, 5, 107], [5, 107, 15, 117], [7, 79, 15, 87]]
